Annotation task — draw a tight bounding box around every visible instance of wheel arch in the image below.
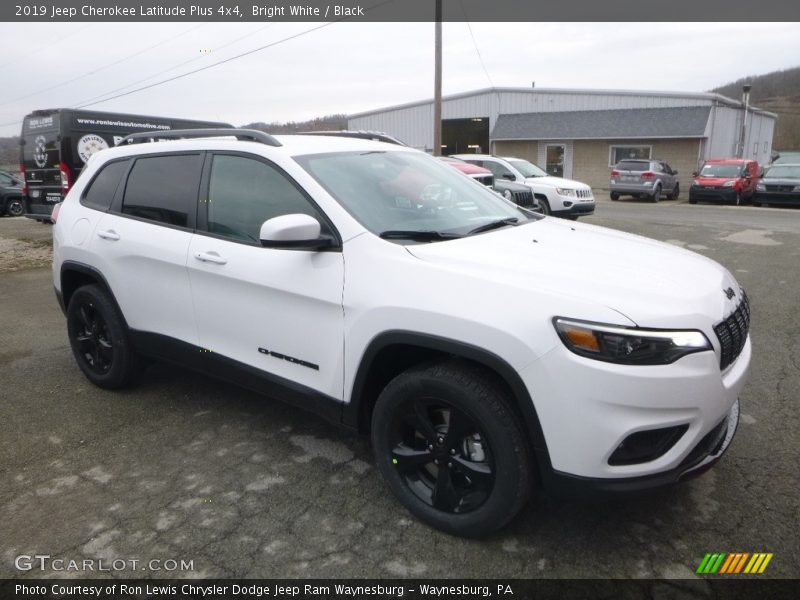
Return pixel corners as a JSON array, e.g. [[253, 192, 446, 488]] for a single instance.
[[59, 261, 127, 327], [345, 330, 553, 480]]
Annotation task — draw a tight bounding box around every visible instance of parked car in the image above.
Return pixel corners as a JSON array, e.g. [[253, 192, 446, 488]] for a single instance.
[[0, 170, 24, 217], [689, 159, 759, 206], [610, 159, 680, 202], [753, 163, 800, 207], [771, 151, 800, 165], [439, 157, 540, 212], [452, 154, 594, 219], [53, 129, 749, 536]]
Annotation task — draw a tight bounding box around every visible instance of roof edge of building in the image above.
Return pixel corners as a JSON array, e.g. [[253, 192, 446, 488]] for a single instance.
[[347, 86, 777, 119]]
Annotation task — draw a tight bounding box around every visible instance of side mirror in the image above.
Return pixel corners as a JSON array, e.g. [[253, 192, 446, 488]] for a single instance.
[[259, 214, 333, 250], [502, 173, 515, 181], [672, 169, 678, 175], [692, 171, 699, 177]]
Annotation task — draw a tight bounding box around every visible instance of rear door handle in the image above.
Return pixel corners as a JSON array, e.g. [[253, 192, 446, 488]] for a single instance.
[[97, 229, 120, 241], [194, 251, 227, 265]]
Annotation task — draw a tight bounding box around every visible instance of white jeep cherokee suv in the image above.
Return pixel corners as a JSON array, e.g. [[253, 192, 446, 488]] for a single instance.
[[451, 154, 595, 219], [53, 129, 749, 536]]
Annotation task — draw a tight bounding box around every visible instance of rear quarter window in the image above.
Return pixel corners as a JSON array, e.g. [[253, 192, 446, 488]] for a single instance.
[[121, 154, 203, 228], [81, 160, 129, 212]]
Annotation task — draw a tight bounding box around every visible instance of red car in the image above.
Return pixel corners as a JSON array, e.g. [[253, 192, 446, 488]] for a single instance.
[[689, 158, 760, 205]]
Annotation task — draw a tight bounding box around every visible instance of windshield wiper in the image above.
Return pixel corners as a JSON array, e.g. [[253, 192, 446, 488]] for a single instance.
[[379, 230, 462, 241], [467, 217, 519, 236]]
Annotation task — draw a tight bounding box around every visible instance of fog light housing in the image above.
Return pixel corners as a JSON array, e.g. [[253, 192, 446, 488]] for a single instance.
[[609, 424, 689, 465]]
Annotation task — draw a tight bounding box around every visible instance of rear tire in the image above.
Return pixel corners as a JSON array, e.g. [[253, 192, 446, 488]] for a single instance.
[[753, 201, 762, 207], [6, 198, 24, 217], [67, 284, 141, 389], [650, 185, 662, 203], [689, 196, 698, 205], [371, 360, 532, 537], [610, 192, 620, 201]]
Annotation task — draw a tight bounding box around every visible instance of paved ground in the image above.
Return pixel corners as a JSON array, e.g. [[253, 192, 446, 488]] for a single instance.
[[0, 200, 798, 580]]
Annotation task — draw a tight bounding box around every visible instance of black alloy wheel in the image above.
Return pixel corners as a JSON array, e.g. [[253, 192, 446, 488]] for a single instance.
[[390, 398, 494, 514], [372, 361, 531, 536], [67, 284, 140, 389], [73, 302, 114, 375]]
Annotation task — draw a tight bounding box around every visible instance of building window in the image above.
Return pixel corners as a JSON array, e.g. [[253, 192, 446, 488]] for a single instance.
[[609, 145, 652, 167], [754, 142, 758, 155]]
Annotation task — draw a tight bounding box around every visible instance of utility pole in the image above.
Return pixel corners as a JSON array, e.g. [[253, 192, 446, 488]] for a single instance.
[[433, 0, 442, 156], [738, 83, 752, 158]]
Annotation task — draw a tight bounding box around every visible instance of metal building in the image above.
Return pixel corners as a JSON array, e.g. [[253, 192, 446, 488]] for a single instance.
[[348, 87, 776, 190]]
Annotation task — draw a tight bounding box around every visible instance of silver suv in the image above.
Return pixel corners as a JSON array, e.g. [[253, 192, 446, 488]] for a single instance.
[[610, 159, 680, 202]]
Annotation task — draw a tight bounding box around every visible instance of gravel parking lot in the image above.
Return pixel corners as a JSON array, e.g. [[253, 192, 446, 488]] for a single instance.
[[1, 199, 798, 580]]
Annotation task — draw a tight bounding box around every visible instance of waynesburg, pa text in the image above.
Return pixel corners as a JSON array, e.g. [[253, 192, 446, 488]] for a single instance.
[[15, 583, 515, 597]]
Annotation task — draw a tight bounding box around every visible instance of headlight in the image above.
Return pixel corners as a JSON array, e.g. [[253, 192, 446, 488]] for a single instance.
[[722, 180, 736, 187], [756, 183, 766, 191], [793, 185, 800, 192], [692, 180, 700, 186], [553, 318, 711, 365], [556, 188, 575, 197]]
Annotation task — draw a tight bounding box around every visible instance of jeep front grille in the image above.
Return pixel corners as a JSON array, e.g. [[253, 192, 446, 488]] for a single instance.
[[713, 290, 750, 370]]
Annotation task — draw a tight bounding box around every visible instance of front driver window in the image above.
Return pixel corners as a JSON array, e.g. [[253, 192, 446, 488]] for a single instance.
[[207, 154, 327, 243]]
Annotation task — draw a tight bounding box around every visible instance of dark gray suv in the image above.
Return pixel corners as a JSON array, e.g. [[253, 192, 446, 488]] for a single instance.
[[610, 159, 680, 202]]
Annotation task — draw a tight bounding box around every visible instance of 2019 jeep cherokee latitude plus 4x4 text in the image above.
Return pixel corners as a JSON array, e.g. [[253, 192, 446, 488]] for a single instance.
[[53, 129, 750, 536]]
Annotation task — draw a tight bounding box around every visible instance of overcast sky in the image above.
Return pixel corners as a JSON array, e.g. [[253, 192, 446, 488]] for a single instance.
[[1, 21, 799, 137]]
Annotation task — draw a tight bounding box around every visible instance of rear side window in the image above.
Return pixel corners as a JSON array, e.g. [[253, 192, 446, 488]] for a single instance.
[[121, 154, 203, 227], [82, 160, 128, 211]]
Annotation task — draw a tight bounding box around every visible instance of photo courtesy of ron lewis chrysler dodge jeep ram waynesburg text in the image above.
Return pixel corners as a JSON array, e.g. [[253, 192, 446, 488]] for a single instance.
[[52, 129, 750, 536]]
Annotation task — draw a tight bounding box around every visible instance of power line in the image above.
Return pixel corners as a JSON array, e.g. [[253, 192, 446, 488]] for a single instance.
[[73, 0, 394, 109], [459, 1, 494, 89], [70, 22, 275, 109], [0, 24, 93, 71], [0, 23, 206, 108]]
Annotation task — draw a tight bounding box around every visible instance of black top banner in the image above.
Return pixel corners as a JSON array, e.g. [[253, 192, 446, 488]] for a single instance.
[[3, 0, 800, 22]]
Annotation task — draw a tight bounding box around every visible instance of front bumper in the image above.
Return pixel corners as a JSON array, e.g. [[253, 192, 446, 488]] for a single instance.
[[689, 186, 740, 203], [542, 398, 740, 497], [521, 335, 750, 486], [553, 201, 595, 218], [753, 190, 800, 206]]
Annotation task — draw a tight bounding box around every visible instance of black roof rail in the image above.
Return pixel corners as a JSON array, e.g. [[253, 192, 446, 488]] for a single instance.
[[121, 128, 282, 147], [295, 130, 407, 146]]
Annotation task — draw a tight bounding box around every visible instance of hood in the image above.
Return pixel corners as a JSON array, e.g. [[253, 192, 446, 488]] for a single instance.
[[406, 218, 739, 329], [524, 175, 590, 190]]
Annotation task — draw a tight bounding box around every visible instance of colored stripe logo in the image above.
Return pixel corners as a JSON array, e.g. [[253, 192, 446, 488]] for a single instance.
[[696, 552, 773, 574]]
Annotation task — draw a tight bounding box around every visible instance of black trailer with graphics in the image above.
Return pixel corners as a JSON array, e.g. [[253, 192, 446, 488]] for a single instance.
[[20, 109, 230, 221]]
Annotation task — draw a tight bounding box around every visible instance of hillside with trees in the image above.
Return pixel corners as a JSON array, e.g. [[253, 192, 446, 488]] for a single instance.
[[712, 66, 800, 151]]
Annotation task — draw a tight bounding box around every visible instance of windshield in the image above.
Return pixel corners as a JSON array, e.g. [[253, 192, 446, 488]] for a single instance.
[[699, 164, 743, 178], [296, 151, 538, 239], [773, 153, 800, 165], [765, 165, 800, 179], [507, 159, 548, 178]]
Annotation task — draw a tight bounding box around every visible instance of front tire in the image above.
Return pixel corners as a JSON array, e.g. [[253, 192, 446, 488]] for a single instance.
[[538, 198, 551, 215], [371, 360, 532, 537], [610, 192, 620, 201], [667, 182, 680, 200], [66, 284, 140, 389]]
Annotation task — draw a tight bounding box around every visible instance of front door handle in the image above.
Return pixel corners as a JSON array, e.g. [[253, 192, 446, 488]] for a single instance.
[[97, 229, 120, 241], [194, 251, 227, 265]]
